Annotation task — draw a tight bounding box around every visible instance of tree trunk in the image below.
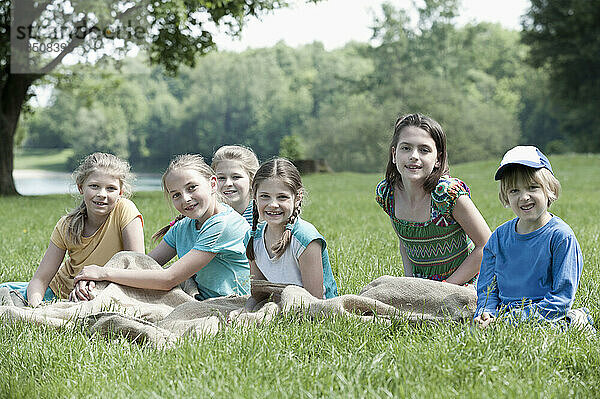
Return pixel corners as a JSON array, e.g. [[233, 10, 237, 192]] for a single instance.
[[0, 0, 43, 196], [0, 73, 37, 196], [0, 121, 18, 196]]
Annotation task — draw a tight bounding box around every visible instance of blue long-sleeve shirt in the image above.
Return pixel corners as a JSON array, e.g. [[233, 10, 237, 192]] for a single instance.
[[476, 215, 583, 322]]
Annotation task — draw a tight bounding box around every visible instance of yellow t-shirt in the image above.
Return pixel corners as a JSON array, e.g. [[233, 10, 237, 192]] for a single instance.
[[48, 198, 143, 299]]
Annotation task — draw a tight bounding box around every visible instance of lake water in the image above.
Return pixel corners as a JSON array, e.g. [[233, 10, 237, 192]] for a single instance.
[[13, 170, 162, 195]]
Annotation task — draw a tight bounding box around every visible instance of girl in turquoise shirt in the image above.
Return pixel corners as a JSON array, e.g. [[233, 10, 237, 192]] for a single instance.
[[75, 154, 250, 299]]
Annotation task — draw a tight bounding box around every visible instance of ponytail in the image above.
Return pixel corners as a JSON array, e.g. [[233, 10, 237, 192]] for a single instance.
[[64, 201, 87, 246], [152, 214, 186, 242], [245, 202, 260, 261]]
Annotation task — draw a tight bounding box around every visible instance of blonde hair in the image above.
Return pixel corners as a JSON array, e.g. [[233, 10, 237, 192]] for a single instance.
[[211, 145, 260, 183], [246, 158, 303, 261], [499, 165, 561, 207], [64, 152, 133, 245], [152, 154, 220, 241]]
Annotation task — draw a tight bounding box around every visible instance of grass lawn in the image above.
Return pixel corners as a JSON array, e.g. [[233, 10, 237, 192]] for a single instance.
[[14, 148, 74, 172], [1, 154, 599, 398]]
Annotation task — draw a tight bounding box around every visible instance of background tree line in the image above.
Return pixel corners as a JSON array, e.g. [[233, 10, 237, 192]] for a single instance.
[[17, 1, 597, 173]]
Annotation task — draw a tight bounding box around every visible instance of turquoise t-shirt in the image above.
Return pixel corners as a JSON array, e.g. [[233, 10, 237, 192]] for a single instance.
[[163, 204, 250, 300], [244, 217, 338, 299], [242, 200, 254, 226]]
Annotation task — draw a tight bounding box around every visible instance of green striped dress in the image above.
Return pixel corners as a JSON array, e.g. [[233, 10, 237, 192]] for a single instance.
[[376, 176, 475, 282]]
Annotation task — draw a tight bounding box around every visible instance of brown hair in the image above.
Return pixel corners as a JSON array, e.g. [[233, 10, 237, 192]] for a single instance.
[[64, 152, 133, 245], [246, 158, 303, 261], [211, 145, 260, 183], [152, 154, 220, 241], [499, 165, 561, 207], [385, 113, 449, 193]]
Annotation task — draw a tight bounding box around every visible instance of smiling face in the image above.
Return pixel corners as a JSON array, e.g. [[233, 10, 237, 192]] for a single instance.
[[391, 126, 440, 186], [214, 160, 252, 214], [506, 178, 552, 234], [255, 178, 298, 230], [78, 170, 122, 222], [164, 168, 218, 226]]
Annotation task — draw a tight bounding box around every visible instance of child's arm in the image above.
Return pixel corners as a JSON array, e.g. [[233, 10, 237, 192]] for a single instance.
[[447, 195, 491, 285], [121, 216, 145, 253], [74, 243, 216, 291], [228, 261, 267, 321], [517, 234, 582, 321], [298, 240, 325, 298], [475, 240, 501, 321], [148, 240, 178, 265], [26, 242, 66, 307]]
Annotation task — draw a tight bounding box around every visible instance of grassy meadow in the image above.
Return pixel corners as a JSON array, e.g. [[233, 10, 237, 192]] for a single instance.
[[1, 154, 599, 398], [13, 148, 74, 172]]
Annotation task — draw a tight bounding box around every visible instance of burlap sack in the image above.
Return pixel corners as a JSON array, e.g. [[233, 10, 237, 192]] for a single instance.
[[0, 252, 478, 348]]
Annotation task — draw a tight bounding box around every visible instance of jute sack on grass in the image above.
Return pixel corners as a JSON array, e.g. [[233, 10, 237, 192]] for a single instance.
[[0, 252, 204, 346], [359, 275, 477, 322], [0, 252, 255, 347], [0, 252, 196, 320], [230, 276, 477, 326], [0, 251, 477, 348]]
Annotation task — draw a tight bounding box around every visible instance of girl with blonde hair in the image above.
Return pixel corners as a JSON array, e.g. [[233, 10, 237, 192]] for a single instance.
[[0, 152, 144, 306], [75, 154, 250, 300]]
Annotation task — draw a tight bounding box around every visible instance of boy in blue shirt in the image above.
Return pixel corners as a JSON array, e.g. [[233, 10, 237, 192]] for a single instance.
[[475, 146, 592, 329]]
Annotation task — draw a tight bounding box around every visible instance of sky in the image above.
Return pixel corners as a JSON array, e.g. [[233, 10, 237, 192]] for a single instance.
[[215, 0, 530, 51]]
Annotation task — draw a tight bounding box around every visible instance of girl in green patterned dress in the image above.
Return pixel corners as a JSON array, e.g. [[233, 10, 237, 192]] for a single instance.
[[376, 113, 491, 285]]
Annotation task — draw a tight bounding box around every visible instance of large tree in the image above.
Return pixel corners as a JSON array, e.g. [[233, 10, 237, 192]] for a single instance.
[[521, 0, 600, 151], [0, 0, 309, 195]]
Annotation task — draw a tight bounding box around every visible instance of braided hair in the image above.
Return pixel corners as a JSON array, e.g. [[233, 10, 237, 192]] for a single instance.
[[246, 158, 303, 261]]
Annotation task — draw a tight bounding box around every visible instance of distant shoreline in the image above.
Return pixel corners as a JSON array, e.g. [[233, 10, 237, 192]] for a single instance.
[[12, 169, 162, 195], [13, 169, 161, 179], [13, 169, 71, 179]]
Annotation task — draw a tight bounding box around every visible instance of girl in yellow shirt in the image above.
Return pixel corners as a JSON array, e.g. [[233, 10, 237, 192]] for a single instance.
[[0, 152, 144, 307]]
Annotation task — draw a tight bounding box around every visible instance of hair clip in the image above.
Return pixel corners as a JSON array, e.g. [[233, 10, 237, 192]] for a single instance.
[[285, 223, 294, 231], [169, 218, 178, 227]]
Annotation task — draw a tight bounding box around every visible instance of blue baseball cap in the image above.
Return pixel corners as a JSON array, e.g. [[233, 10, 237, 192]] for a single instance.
[[495, 146, 553, 180]]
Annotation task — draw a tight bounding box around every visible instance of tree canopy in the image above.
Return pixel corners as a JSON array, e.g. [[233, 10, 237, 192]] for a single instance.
[[1, 0, 312, 195], [6, 0, 600, 191], [23, 1, 549, 173], [522, 0, 600, 151]]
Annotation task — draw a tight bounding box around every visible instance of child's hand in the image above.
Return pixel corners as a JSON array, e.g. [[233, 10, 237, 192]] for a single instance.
[[74, 265, 106, 283], [69, 280, 96, 302], [26, 293, 43, 308], [474, 312, 495, 329]]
